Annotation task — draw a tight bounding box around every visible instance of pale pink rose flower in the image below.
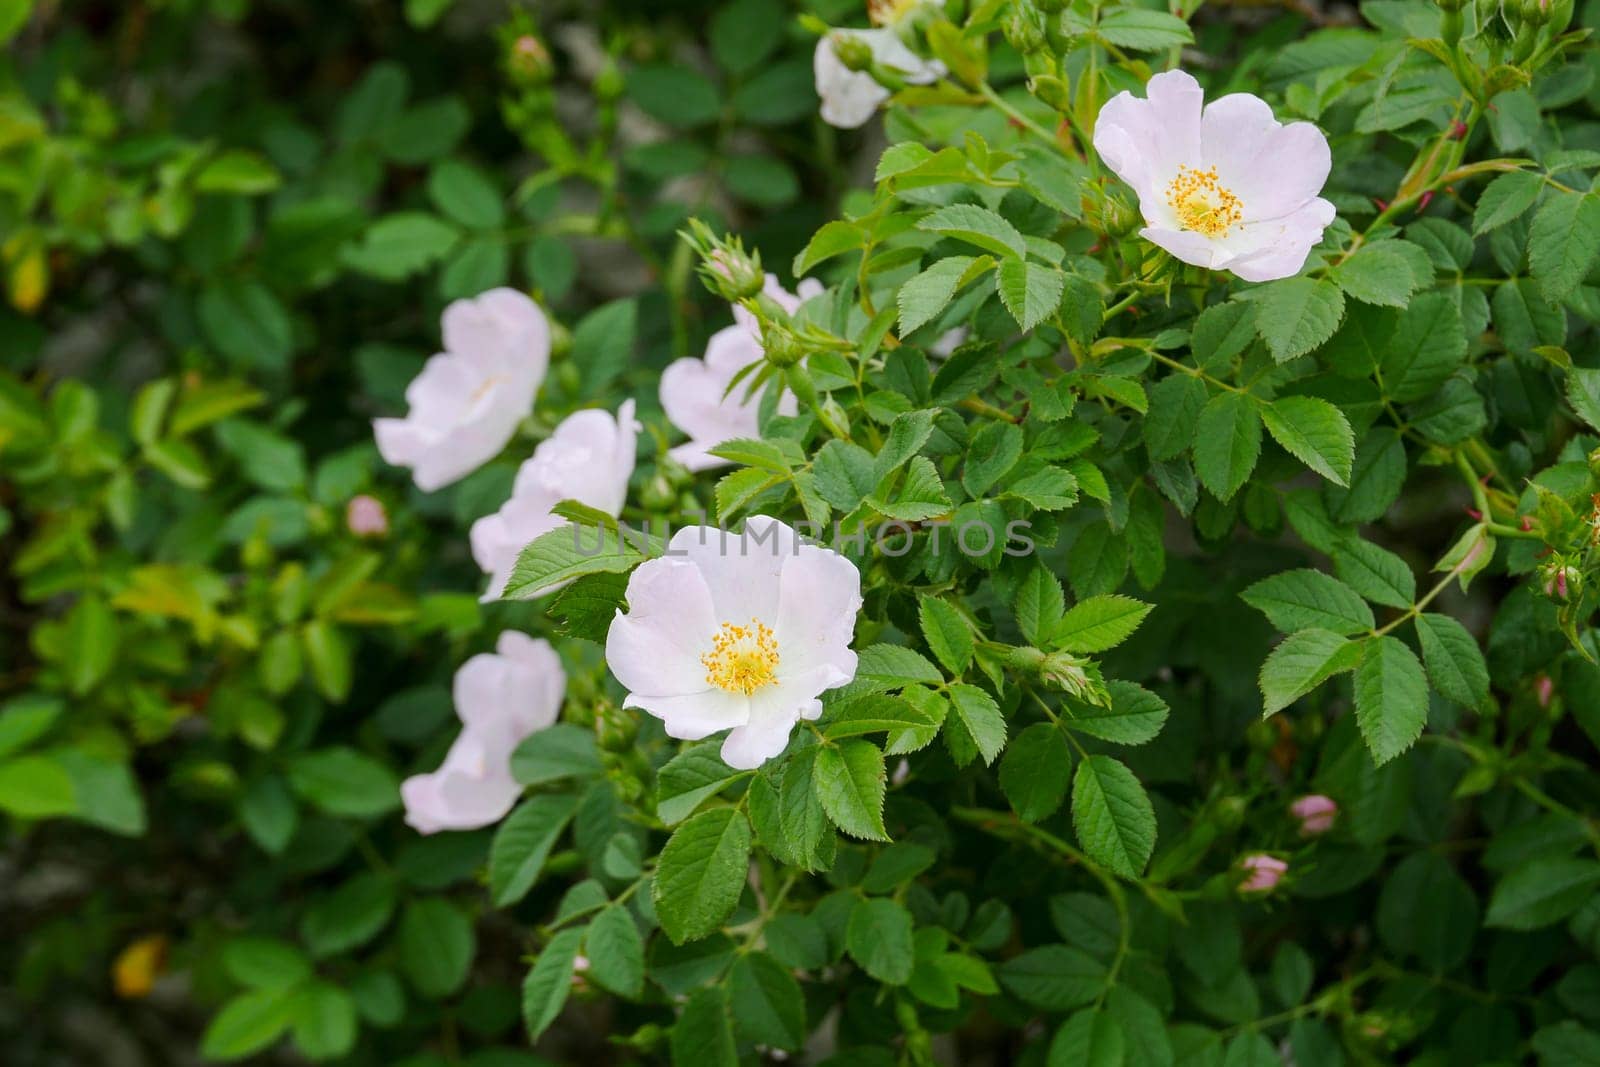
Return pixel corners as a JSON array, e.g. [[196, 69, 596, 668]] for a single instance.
[[375, 288, 550, 492], [401, 632, 565, 834], [1094, 70, 1335, 282]]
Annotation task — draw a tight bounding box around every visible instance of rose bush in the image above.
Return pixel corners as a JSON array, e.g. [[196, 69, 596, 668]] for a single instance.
[[6, 0, 1600, 1065]]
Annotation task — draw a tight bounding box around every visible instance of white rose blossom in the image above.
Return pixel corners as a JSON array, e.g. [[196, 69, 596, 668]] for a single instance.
[[605, 517, 862, 770], [374, 288, 550, 492], [401, 631, 565, 834], [469, 400, 640, 599], [1093, 70, 1336, 283], [813, 28, 944, 130], [659, 275, 821, 472]]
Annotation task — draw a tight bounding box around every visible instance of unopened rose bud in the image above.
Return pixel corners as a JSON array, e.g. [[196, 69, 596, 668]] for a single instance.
[[703, 247, 765, 303], [1435, 0, 1466, 12], [1237, 853, 1287, 894], [1540, 559, 1581, 603], [1029, 74, 1072, 113], [761, 321, 808, 368], [508, 35, 554, 86], [1521, 0, 1551, 25], [832, 32, 876, 72], [345, 495, 388, 538], [1039, 650, 1109, 705], [1101, 194, 1140, 238], [1003, 3, 1047, 53], [1535, 673, 1554, 708], [1290, 794, 1338, 836]]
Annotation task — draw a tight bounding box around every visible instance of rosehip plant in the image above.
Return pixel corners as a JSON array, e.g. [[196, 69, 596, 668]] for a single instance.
[[7, 0, 1600, 1065]]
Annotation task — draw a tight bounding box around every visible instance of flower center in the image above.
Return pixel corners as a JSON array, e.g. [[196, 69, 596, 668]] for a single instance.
[[869, 0, 920, 24], [1166, 165, 1243, 239], [702, 619, 780, 695]]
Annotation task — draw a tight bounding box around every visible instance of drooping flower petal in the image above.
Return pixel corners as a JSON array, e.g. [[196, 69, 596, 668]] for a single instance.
[[605, 516, 863, 769], [470, 400, 639, 598], [1094, 69, 1335, 283], [401, 632, 565, 835], [661, 277, 813, 472], [374, 288, 550, 492], [813, 28, 945, 130]]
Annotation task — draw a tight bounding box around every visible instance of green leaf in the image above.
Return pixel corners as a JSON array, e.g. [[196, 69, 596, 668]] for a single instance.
[[822, 693, 939, 743], [1071, 756, 1156, 878], [0, 752, 76, 819], [999, 722, 1073, 823], [654, 808, 752, 943], [998, 258, 1065, 331], [574, 298, 638, 395], [287, 747, 399, 818], [341, 213, 460, 280], [1568, 366, 1600, 431], [919, 595, 974, 674], [196, 150, 282, 195], [511, 723, 603, 785], [1261, 395, 1354, 485], [289, 981, 358, 1062], [504, 524, 655, 599], [302, 873, 397, 958], [872, 410, 936, 483], [1243, 569, 1374, 635], [1192, 299, 1257, 370], [1097, 7, 1193, 49], [1193, 392, 1262, 502], [1051, 595, 1153, 653], [946, 684, 1007, 766], [1354, 635, 1428, 765], [846, 897, 916, 985], [814, 740, 889, 841], [1065, 680, 1169, 745], [201, 988, 297, 1061], [656, 744, 749, 826], [1015, 564, 1067, 647], [917, 204, 1027, 258], [902, 255, 972, 335], [730, 951, 807, 1049], [426, 159, 504, 229], [224, 937, 312, 989], [1144, 373, 1208, 461], [1486, 859, 1600, 930], [1530, 191, 1600, 303], [626, 63, 721, 127], [999, 945, 1107, 1010], [398, 898, 475, 998], [1049, 1008, 1127, 1067], [1332, 243, 1417, 307], [489, 793, 579, 906], [585, 904, 645, 998], [1259, 629, 1363, 715], [1473, 170, 1542, 234], [1255, 276, 1345, 363], [522, 926, 585, 1041], [1333, 537, 1416, 609], [1414, 613, 1489, 707], [1382, 293, 1467, 402], [671, 985, 738, 1067], [965, 421, 1025, 496]]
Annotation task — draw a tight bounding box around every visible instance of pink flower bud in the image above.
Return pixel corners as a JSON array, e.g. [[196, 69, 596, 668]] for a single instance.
[[1237, 853, 1287, 894], [346, 495, 389, 538], [1290, 794, 1338, 836], [1536, 674, 1554, 708]]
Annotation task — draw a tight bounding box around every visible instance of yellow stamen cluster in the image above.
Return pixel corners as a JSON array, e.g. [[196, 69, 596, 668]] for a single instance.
[[702, 619, 780, 695], [869, 0, 921, 25], [1166, 165, 1243, 239]]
